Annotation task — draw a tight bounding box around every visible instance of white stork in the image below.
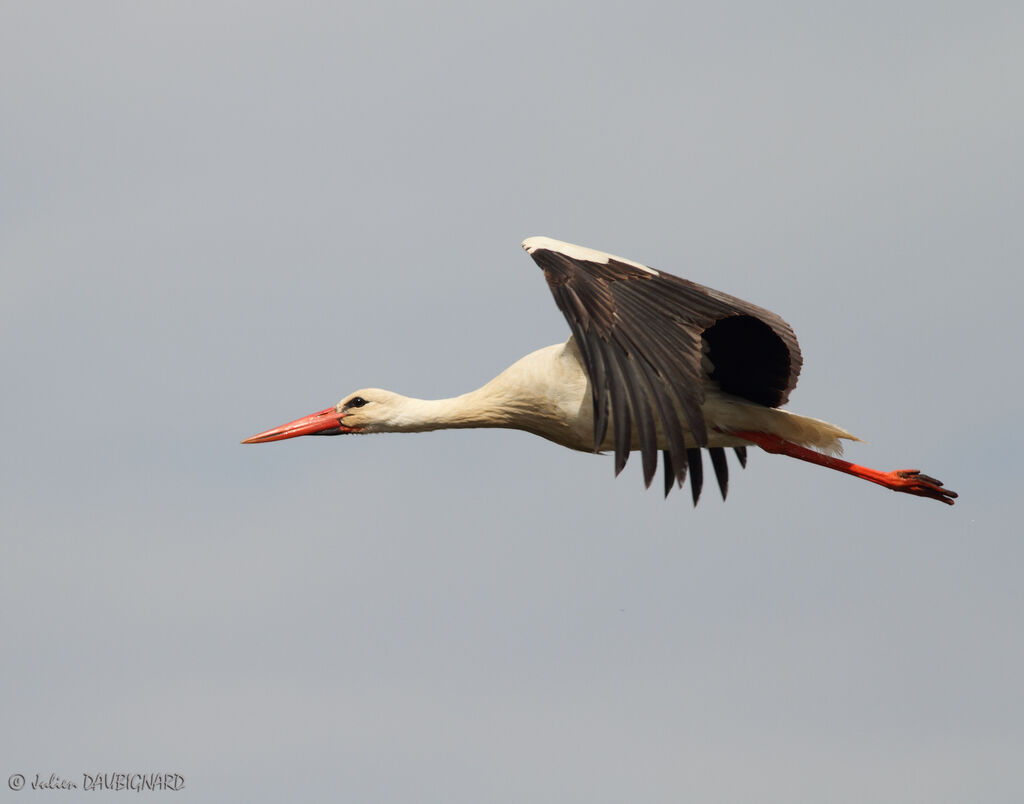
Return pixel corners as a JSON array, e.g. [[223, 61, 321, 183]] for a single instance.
[[243, 237, 956, 505]]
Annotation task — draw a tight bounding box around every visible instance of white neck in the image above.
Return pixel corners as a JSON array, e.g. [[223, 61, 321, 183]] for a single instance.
[[368, 342, 586, 448], [383, 385, 527, 433]]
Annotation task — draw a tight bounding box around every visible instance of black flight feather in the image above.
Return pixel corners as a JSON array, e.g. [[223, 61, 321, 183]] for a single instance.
[[527, 239, 799, 504], [708, 447, 729, 500], [687, 449, 704, 506]]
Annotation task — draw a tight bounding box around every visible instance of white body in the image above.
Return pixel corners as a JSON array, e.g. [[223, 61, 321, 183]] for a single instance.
[[351, 337, 856, 454]]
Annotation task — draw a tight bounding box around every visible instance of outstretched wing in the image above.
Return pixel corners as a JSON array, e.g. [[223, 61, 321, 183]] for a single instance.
[[523, 237, 802, 499]]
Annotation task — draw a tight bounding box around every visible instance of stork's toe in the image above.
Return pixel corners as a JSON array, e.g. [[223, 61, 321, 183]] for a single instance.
[[890, 469, 958, 505]]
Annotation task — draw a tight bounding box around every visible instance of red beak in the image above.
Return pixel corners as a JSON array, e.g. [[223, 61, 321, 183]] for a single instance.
[[241, 406, 357, 444]]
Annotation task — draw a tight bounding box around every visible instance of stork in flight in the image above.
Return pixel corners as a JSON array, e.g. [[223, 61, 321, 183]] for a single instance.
[[243, 237, 956, 506]]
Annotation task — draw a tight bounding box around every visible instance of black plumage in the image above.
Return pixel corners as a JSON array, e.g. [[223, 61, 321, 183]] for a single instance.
[[526, 242, 802, 503]]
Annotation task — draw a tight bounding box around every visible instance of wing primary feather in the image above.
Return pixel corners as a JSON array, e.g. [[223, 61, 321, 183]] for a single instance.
[[613, 342, 664, 488], [610, 324, 691, 486], [573, 328, 611, 450], [610, 289, 709, 446], [662, 450, 674, 498], [733, 446, 748, 468], [559, 284, 592, 333], [709, 447, 729, 500], [550, 285, 609, 451], [677, 389, 709, 447], [584, 330, 611, 450], [637, 359, 690, 488], [687, 449, 704, 506], [602, 343, 633, 476]]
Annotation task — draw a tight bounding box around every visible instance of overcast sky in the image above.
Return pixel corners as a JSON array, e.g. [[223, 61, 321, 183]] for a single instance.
[[2, 2, 1022, 802]]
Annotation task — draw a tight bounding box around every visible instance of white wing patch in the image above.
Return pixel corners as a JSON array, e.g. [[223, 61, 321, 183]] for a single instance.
[[521, 237, 659, 276]]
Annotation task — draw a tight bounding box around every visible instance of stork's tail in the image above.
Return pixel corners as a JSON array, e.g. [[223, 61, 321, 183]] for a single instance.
[[705, 393, 859, 455], [764, 408, 859, 455]]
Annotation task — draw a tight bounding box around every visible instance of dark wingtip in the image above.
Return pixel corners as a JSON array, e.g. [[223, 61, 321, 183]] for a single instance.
[[613, 451, 628, 477], [733, 446, 748, 468], [687, 449, 704, 506], [662, 450, 674, 498], [709, 447, 729, 501]]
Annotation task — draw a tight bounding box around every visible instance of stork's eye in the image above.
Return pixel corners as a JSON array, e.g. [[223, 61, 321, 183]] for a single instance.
[[346, 396, 368, 408]]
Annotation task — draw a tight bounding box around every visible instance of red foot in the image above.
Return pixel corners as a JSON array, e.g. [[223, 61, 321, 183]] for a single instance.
[[731, 430, 958, 506], [886, 470, 958, 505]]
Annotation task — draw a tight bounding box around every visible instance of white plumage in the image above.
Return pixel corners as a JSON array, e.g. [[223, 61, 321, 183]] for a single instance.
[[243, 237, 956, 506]]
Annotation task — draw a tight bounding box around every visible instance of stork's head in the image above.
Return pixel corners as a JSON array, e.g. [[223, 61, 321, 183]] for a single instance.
[[241, 388, 405, 443]]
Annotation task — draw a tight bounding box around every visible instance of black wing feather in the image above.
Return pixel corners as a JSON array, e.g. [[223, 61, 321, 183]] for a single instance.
[[579, 326, 611, 447], [526, 239, 799, 503], [603, 342, 633, 476], [662, 450, 675, 498], [634, 355, 690, 490], [687, 449, 704, 505], [708, 447, 729, 500], [616, 344, 660, 487]]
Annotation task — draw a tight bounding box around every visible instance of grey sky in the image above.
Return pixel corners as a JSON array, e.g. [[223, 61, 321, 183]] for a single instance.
[[2, 2, 1022, 802]]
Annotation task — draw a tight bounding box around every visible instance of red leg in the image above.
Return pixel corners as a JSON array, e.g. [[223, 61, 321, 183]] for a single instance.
[[732, 431, 957, 505]]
